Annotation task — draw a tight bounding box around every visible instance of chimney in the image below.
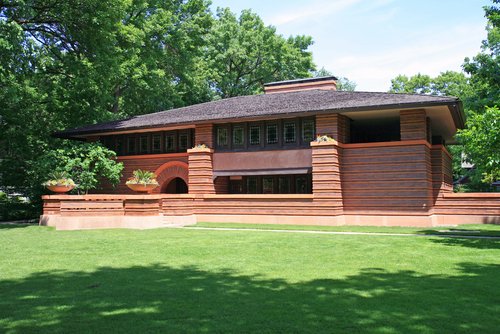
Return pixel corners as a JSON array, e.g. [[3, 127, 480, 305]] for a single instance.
[[264, 76, 337, 94]]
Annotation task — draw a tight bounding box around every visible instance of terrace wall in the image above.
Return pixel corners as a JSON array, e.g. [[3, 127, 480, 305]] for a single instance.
[[341, 140, 433, 215]]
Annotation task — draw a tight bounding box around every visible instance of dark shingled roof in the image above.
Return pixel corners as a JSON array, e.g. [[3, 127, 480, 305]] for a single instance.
[[55, 89, 463, 139]]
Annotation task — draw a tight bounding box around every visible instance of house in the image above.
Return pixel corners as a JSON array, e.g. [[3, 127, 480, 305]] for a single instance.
[[41, 76, 500, 229]]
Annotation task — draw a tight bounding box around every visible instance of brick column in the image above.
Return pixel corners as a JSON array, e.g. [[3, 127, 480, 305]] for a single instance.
[[187, 147, 215, 194], [316, 114, 350, 143], [431, 145, 453, 199], [311, 140, 343, 214], [400, 109, 428, 141], [195, 124, 213, 147]]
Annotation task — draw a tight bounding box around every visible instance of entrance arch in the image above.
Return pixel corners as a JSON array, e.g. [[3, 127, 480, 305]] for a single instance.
[[153, 161, 189, 194], [162, 177, 188, 194]]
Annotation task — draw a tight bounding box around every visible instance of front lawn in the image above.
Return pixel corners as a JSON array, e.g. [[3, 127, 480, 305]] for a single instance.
[[194, 222, 500, 237], [1, 225, 499, 333]]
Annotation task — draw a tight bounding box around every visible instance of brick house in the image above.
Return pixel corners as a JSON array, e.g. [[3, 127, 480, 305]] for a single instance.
[[41, 76, 500, 229]]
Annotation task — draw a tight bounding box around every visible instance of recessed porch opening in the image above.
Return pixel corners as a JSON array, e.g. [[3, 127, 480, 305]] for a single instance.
[[162, 177, 188, 194]]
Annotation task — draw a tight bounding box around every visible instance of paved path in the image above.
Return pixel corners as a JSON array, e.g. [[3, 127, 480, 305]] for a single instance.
[[184, 226, 500, 240]]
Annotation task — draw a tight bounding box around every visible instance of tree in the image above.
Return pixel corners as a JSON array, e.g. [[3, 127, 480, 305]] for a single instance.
[[205, 8, 315, 98], [313, 67, 356, 91], [34, 142, 124, 195], [463, 0, 500, 110], [0, 0, 214, 216], [456, 106, 500, 184], [389, 71, 471, 100]]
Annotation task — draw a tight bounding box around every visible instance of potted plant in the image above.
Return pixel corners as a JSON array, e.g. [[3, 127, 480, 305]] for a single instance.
[[42, 172, 77, 193], [126, 169, 159, 193]]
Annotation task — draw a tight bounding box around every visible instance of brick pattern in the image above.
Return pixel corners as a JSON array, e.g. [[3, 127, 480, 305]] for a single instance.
[[154, 161, 189, 194], [342, 142, 433, 213], [311, 141, 343, 215], [188, 148, 215, 194], [400, 109, 428, 141], [264, 80, 337, 94], [316, 114, 350, 143], [195, 124, 213, 148], [431, 145, 453, 199]]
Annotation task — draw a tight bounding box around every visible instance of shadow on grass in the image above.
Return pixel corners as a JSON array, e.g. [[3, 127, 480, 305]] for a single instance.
[[0, 223, 36, 230], [428, 236, 500, 250], [0, 263, 499, 333]]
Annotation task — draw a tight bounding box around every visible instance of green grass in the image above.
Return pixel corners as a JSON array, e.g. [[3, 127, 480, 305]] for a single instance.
[[194, 222, 500, 237], [1, 224, 499, 333]]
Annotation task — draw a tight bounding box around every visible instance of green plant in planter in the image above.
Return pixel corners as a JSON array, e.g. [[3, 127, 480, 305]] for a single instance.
[[315, 135, 336, 143], [42, 172, 77, 187], [126, 170, 159, 186]]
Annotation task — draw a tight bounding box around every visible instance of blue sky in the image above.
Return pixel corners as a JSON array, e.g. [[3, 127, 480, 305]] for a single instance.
[[210, 0, 491, 91]]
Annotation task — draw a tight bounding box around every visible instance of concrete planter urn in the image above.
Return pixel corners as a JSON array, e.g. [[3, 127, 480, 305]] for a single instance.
[[46, 185, 75, 193], [126, 183, 158, 193], [43, 172, 76, 193], [126, 169, 159, 193]]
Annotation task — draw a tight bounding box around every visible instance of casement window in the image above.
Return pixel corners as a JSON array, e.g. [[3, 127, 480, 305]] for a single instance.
[[284, 121, 296, 143], [139, 135, 149, 154], [302, 119, 315, 143], [262, 177, 274, 194], [127, 136, 136, 154], [249, 125, 261, 145], [232, 126, 245, 146], [216, 127, 229, 147], [278, 176, 291, 193], [152, 134, 162, 153], [295, 175, 308, 194], [178, 132, 189, 151], [115, 137, 124, 155], [165, 133, 176, 153], [246, 177, 258, 194], [266, 124, 278, 145]]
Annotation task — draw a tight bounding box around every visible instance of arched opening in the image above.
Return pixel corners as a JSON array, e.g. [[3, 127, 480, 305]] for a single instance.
[[153, 161, 189, 194], [162, 177, 188, 194]]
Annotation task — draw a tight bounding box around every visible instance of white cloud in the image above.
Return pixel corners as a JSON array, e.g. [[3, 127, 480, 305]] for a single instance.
[[323, 23, 486, 91], [269, 0, 362, 25]]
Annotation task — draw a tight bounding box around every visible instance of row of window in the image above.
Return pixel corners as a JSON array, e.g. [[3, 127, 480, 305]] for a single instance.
[[228, 174, 312, 194], [215, 118, 315, 151], [100, 129, 194, 155]]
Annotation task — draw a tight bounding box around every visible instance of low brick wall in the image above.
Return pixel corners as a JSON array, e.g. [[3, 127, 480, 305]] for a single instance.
[[41, 192, 500, 230]]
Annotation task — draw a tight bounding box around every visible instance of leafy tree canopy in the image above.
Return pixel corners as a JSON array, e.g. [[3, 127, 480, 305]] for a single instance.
[[313, 67, 357, 91], [456, 106, 500, 184], [205, 8, 315, 98]]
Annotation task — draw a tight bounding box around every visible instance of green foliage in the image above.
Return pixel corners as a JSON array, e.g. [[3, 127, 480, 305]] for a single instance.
[[126, 169, 159, 186], [463, 0, 500, 110], [389, 71, 472, 101], [456, 106, 500, 184], [34, 142, 124, 194], [0, 192, 36, 221], [205, 8, 315, 98], [313, 67, 356, 91]]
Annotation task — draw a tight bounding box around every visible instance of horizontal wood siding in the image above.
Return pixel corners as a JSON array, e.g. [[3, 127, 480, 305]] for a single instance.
[[342, 142, 433, 212]]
